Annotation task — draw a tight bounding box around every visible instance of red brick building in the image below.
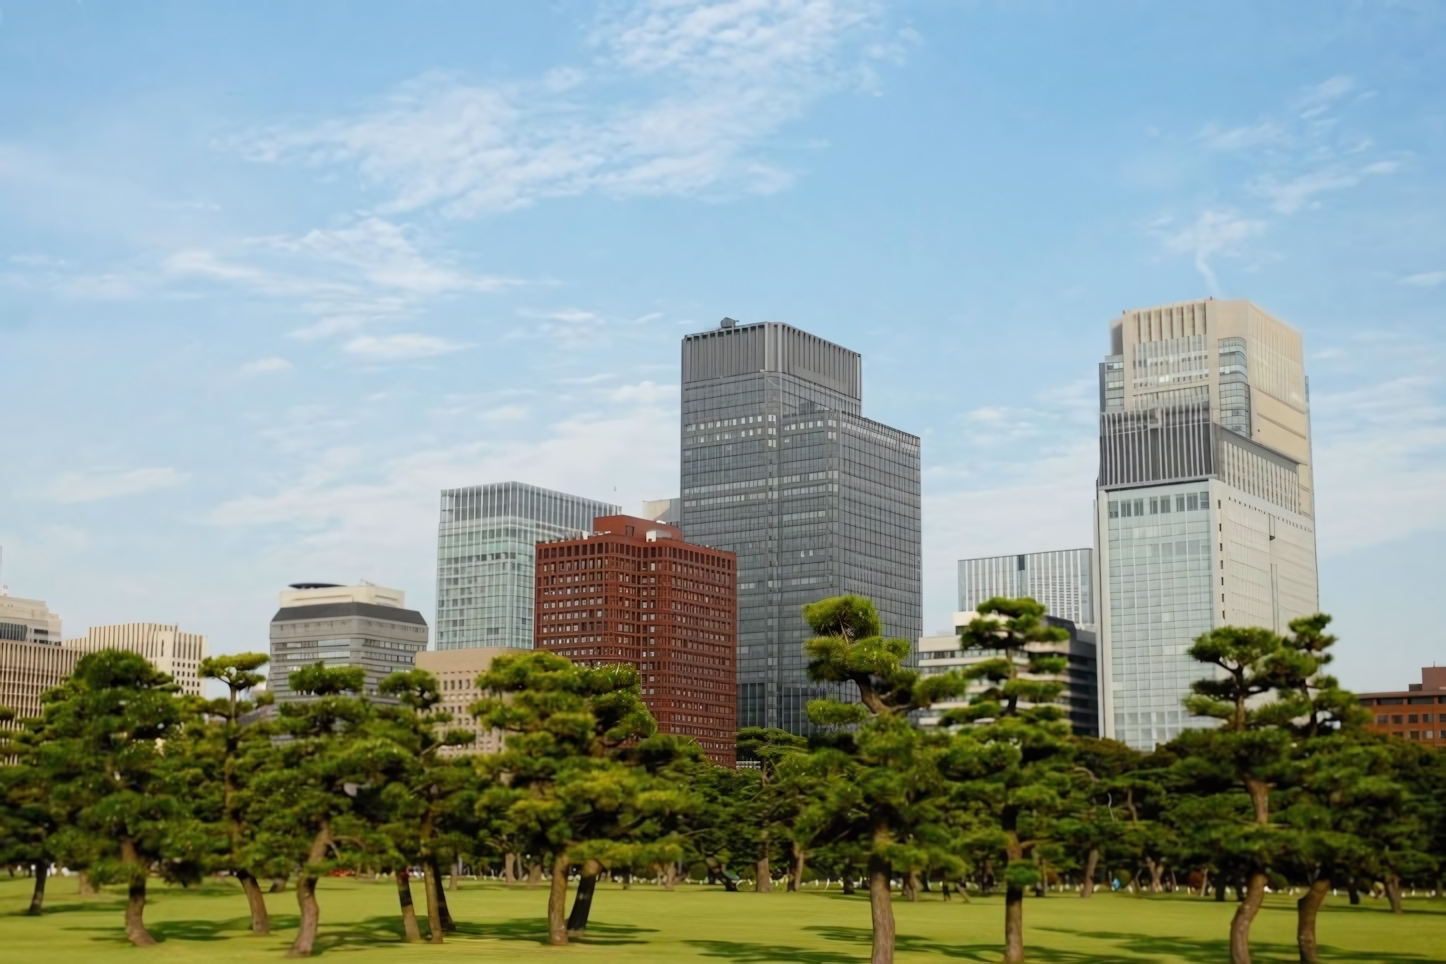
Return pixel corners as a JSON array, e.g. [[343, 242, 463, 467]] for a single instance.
[[1359, 666, 1446, 748], [534, 515, 737, 766]]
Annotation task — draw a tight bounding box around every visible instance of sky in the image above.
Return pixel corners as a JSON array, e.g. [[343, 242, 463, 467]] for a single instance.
[[1, 1, 1443, 693]]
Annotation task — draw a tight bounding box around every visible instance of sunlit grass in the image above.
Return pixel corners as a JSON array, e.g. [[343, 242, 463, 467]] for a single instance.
[[0, 874, 1441, 962]]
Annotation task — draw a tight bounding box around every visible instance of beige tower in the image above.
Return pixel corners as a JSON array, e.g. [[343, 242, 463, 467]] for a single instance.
[[65, 624, 211, 697], [1095, 299, 1319, 750]]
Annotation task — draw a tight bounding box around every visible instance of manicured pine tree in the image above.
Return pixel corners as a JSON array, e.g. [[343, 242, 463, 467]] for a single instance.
[[246, 664, 407, 958], [0, 705, 67, 916], [1176, 623, 1315, 964], [29, 650, 195, 946], [945, 596, 1073, 964], [1054, 737, 1143, 898], [471, 650, 655, 946], [736, 727, 810, 892], [799, 594, 976, 964]]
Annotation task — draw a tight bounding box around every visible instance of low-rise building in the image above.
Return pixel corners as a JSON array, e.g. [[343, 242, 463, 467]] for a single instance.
[[1359, 667, 1446, 747], [64, 623, 210, 697], [268, 582, 428, 702], [1, 598, 78, 724], [917, 610, 1099, 737], [0, 595, 63, 645], [414, 647, 512, 756]]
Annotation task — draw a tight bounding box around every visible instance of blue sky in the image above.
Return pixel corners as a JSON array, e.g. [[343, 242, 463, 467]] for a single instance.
[[2, 1, 1443, 692]]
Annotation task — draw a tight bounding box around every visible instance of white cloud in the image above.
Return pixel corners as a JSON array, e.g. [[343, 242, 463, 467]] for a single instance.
[[1159, 209, 1266, 293], [343, 333, 469, 359], [227, 0, 890, 217], [240, 357, 293, 375], [606, 380, 678, 404], [1198, 120, 1284, 153], [479, 404, 530, 422], [1400, 271, 1446, 288], [40, 467, 191, 504]]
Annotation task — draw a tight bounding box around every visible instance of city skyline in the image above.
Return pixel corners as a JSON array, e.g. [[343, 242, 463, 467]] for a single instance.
[[2, 2, 1443, 695]]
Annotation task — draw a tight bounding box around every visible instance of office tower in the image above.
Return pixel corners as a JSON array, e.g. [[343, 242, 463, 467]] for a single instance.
[[680, 319, 921, 734], [641, 498, 682, 525], [917, 610, 1099, 737], [0, 595, 63, 645], [435, 482, 619, 651], [1358, 667, 1446, 748], [534, 515, 738, 766], [958, 549, 1095, 631], [267, 582, 428, 702], [1095, 299, 1319, 750], [0, 596, 75, 727], [414, 647, 513, 756], [65, 623, 210, 697]]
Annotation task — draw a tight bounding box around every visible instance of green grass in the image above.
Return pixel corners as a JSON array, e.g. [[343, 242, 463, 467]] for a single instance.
[[0, 875, 1442, 963]]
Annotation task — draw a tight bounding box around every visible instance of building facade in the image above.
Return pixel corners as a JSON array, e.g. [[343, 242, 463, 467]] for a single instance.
[[267, 583, 428, 702], [0, 595, 63, 645], [1095, 299, 1319, 750], [435, 482, 619, 651], [533, 515, 738, 766], [917, 610, 1099, 737], [1359, 667, 1446, 748], [65, 623, 210, 697], [680, 319, 921, 735], [0, 638, 78, 727], [958, 549, 1095, 631], [414, 647, 513, 757]]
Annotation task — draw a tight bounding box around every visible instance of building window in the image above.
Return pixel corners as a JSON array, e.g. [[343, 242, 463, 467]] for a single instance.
[[1109, 501, 1119, 518], [1186, 493, 1198, 511], [1392, 715, 1403, 724], [1376, 715, 1388, 724], [1409, 714, 1419, 724]]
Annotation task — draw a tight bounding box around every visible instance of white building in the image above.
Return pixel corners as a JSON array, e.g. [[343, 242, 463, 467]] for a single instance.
[[0, 595, 63, 645], [268, 582, 428, 702], [958, 549, 1094, 632], [65, 623, 211, 697], [1095, 299, 1319, 750]]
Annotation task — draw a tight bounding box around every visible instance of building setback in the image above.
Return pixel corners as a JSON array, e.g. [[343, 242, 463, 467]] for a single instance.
[[65, 623, 210, 697], [0, 595, 63, 645], [1095, 299, 1320, 750], [435, 482, 619, 651], [414, 647, 513, 757], [680, 319, 921, 735], [958, 549, 1095, 632], [533, 514, 737, 766], [1358, 667, 1446, 748], [267, 583, 428, 702]]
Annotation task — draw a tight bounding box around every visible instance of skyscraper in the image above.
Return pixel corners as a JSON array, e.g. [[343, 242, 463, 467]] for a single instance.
[[958, 548, 1095, 631], [434, 482, 619, 650], [1095, 298, 1318, 750], [680, 319, 921, 734]]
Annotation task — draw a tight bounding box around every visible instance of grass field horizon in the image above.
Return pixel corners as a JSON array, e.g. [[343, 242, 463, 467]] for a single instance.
[[1, 875, 1442, 963]]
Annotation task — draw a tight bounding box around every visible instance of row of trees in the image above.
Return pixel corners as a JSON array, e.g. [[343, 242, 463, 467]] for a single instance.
[[2, 596, 1443, 964]]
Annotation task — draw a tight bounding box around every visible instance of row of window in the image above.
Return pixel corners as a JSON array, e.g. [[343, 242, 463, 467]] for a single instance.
[[1109, 491, 1210, 518], [1377, 713, 1440, 724]]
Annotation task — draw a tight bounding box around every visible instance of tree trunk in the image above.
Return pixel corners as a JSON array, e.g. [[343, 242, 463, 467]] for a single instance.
[[1215, 878, 1228, 902], [568, 860, 601, 934], [27, 862, 46, 916], [395, 869, 422, 943], [867, 852, 895, 964], [237, 870, 271, 935], [428, 858, 455, 932], [119, 840, 156, 947], [662, 860, 676, 892], [288, 825, 330, 958], [1347, 881, 1360, 905], [417, 861, 443, 944], [842, 869, 856, 896], [1004, 883, 1025, 964], [1229, 871, 1268, 964], [504, 852, 516, 884], [270, 875, 289, 893], [1297, 876, 1329, 963], [78, 871, 96, 896], [789, 842, 806, 892], [450, 856, 461, 892], [756, 855, 772, 893], [547, 853, 570, 946], [903, 870, 919, 902], [1384, 874, 1404, 914], [527, 860, 542, 888], [1146, 857, 1163, 893], [1081, 848, 1099, 898]]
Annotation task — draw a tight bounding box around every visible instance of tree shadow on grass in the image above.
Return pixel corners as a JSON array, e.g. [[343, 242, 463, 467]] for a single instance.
[[10, 898, 127, 917], [1038, 929, 1440, 964], [450, 917, 656, 947], [807, 925, 1156, 963]]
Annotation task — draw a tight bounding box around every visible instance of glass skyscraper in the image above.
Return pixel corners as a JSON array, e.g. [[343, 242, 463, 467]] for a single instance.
[[1095, 299, 1319, 750], [958, 548, 1094, 631], [434, 482, 619, 650], [680, 319, 921, 734]]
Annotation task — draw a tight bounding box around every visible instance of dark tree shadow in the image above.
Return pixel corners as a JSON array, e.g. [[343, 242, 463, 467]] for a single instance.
[[1043, 929, 1441, 964], [448, 916, 656, 947]]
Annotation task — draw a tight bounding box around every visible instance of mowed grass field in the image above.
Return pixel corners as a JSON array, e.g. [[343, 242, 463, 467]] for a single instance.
[[1, 875, 1443, 963]]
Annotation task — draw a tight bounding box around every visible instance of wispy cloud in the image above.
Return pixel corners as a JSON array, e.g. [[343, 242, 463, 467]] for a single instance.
[[226, 0, 893, 217], [1400, 270, 1446, 288], [240, 357, 293, 375], [1157, 209, 1266, 295], [39, 467, 191, 504], [343, 333, 470, 359]]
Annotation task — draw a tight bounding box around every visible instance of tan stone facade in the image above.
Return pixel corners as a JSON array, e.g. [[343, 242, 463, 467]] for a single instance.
[[65, 623, 210, 697], [414, 647, 513, 756]]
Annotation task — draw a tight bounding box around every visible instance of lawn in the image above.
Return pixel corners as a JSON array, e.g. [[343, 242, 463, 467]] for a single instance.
[[0, 875, 1442, 963]]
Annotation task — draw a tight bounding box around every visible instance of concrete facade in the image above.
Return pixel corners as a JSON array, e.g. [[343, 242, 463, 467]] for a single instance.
[[0, 639, 80, 727], [1359, 667, 1446, 748], [65, 623, 210, 697], [958, 549, 1095, 632], [414, 646, 513, 756], [1095, 299, 1320, 749], [0, 595, 63, 646], [267, 583, 428, 702]]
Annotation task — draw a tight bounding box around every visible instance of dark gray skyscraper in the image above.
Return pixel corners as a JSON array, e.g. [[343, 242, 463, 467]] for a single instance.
[[680, 319, 921, 734]]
